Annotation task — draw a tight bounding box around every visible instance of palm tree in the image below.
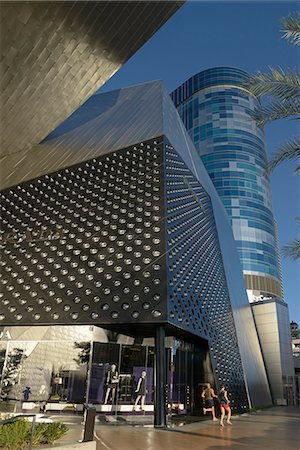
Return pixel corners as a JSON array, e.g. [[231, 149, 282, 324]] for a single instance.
[[246, 13, 300, 174], [281, 13, 300, 45], [246, 13, 300, 260], [282, 238, 300, 260], [282, 217, 300, 260]]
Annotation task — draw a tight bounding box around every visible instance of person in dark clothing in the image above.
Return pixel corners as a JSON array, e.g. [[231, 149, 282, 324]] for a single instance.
[[133, 371, 147, 411], [219, 385, 232, 427], [201, 383, 218, 421]]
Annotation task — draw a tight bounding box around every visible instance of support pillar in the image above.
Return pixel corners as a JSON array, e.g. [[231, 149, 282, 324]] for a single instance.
[[154, 325, 166, 427]]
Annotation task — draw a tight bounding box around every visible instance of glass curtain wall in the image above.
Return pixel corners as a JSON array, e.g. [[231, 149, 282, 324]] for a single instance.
[[0, 327, 211, 424], [171, 67, 283, 300], [0, 340, 89, 412], [0, 325, 92, 412], [89, 341, 155, 416]]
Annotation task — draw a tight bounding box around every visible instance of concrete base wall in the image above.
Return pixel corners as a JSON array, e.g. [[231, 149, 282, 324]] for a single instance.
[[44, 442, 96, 450], [251, 299, 295, 404]]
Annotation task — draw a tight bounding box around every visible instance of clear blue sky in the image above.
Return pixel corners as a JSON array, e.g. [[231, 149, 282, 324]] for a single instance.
[[100, 0, 300, 323]]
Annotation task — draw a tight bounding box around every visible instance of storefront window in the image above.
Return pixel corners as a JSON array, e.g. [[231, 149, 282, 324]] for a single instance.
[[89, 341, 154, 415], [0, 340, 89, 407], [0, 327, 210, 424], [0, 326, 93, 411], [89, 342, 120, 404]]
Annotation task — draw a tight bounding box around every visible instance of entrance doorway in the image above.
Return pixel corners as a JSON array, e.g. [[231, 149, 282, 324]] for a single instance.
[[87, 335, 210, 426]]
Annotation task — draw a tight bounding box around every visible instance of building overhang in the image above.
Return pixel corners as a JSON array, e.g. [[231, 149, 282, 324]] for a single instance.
[[0, 0, 184, 190]]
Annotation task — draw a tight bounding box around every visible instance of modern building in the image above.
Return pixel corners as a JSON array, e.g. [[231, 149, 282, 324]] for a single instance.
[[0, 81, 272, 425], [171, 66, 295, 405], [0, 0, 184, 190], [291, 321, 300, 404]]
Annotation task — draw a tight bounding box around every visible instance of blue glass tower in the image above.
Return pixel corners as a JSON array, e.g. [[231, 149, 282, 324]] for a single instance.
[[171, 67, 283, 303]]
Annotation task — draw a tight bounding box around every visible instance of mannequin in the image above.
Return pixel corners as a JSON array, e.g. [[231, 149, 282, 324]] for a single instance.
[[133, 371, 147, 411], [39, 384, 47, 398], [22, 386, 31, 402], [104, 364, 119, 404]]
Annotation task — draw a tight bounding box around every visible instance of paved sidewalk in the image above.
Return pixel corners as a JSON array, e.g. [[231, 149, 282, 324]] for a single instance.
[[54, 406, 300, 450]]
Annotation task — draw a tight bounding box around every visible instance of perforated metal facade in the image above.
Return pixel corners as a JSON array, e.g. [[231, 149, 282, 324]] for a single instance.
[[0, 139, 167, 326], [0, 136, 248, 407], [165, 142, 247, 406], [0, 81, 272, 408]]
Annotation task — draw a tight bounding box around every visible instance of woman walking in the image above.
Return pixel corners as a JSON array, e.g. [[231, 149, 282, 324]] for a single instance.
[[219, 385, 232, 427], [201, 383, 218, 421]]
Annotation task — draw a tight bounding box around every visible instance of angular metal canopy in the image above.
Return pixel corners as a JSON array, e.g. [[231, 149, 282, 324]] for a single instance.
[[0, 0, 184, 189]]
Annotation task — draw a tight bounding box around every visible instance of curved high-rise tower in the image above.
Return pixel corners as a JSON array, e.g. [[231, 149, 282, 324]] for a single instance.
[[171, 67, 282, 302], [172, 67, 295, 405]]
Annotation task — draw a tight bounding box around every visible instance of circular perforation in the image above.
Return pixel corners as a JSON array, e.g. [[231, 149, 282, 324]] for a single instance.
[[0, 138, 165, 326], [165, 143, 248, 410]]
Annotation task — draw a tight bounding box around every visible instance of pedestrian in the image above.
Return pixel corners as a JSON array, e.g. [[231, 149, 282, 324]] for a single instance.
[[219, 385, 232, 427], [201, 383, 218, 421]]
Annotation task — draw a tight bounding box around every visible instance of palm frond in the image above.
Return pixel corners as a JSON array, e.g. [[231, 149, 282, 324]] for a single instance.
[[251, 99, 300, 126], [266, 136, 300, 173], [281, 13, 300, 45], [246, 67, 300, 101], [282, 239, 300, 260]]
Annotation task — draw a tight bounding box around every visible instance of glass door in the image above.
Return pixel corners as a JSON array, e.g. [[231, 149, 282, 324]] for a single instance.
[[167, 338, 194, 423]]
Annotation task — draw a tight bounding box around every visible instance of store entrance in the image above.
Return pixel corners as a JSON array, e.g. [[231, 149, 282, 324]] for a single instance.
[[166, 338, 207, 423], [88, 335, 208, 425], [0, 326, 211, 425], [167, 339, 193, 418]]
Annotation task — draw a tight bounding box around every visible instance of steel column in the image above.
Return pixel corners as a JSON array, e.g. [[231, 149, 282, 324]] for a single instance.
[[154, 325, 166, 427]]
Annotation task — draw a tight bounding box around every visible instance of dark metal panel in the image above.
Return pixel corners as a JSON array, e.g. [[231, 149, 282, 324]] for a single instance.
[[154, 325, 167, 427], [0, 138, 167, 326], [0, 1, 184, 187], [0, 81, 165, 190], [164, 139, 249, 410]]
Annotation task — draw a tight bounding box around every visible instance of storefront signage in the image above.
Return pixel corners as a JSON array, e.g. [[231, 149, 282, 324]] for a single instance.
[[252, 294, 276, 302], [0, 330, 12, 340], [0, 228, 65, 245]]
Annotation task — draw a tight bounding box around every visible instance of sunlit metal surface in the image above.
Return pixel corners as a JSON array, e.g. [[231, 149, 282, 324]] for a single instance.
[[252, 300, 295, 404], [0, 0, 183, 189], [0, 81, 164, 189]]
